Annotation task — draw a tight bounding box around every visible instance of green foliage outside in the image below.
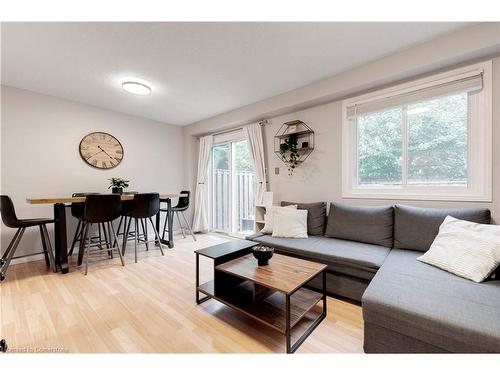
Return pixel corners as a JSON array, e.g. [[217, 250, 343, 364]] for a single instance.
[[233, 140, 254, 172], [407, 93, 467, 183], [212, 140, 254, 172], [358, 93, 468, 185], [358, 107, 402, 184], [212, 144, 229, 170]]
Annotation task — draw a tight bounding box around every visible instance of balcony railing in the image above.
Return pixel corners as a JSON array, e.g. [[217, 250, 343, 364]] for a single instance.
[[212, 169, 256, 233]]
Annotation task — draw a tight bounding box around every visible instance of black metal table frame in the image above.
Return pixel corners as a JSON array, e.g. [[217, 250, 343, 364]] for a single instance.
[[52, 197, 174, 274], [285, 270, 327, 353], [156, 198, 174, 247], [195, 253, 327, 354], [195, 253, 212, 304]]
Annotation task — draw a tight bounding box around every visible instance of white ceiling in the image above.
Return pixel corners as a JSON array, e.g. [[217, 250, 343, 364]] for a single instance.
[[1, 22, 472, 126]]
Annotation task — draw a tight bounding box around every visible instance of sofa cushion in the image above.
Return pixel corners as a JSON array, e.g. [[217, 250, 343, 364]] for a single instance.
[[362, 248, 500, 353], [324, 203, 394, 247], [260, 205, 297, 234], [417, 216, 500, 283], [272, 208, 308, 238], [394, 205, 491, 252], [281, 201, 327, 236], [253, 234, 390, 280]]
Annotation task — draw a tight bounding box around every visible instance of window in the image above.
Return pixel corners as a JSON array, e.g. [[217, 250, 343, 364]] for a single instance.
[[342, 61, 492, 201]]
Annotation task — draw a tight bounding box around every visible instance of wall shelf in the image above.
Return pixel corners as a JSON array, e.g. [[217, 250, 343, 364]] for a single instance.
[[275, 129, 314, 139], [274, 120, 315, 173]]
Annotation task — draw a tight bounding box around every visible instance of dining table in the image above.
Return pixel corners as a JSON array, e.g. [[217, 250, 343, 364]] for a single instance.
[[26, 193, 181, 274]]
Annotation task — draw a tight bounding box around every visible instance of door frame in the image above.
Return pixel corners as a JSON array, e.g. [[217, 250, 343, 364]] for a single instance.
[[209, 132, 252, 236]]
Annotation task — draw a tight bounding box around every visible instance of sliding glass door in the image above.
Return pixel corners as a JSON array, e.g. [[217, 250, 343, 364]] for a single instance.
[[211, 138, 255, 235], [232, 140, 256, 233], [212, 143, 231, 232]]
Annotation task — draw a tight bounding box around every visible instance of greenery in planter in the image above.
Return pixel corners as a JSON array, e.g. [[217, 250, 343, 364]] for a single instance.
[[279, 134, 300, 176], [108, 177, 130, 190]]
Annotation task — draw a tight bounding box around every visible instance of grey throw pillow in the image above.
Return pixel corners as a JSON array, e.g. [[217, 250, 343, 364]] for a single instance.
[[324, 203, 394, 248], [394, 205, 491, 252], [281, 201, 327, 236]]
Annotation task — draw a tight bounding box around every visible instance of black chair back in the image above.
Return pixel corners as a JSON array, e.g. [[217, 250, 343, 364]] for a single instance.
[[84, 194, 122, 223], [174, 190, 191, 211], [71, 193, 99, 220], [131, 193, 160, 219], [0, 195, 21, 228]]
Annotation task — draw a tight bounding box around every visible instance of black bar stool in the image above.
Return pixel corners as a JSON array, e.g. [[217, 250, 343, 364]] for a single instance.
[[78, 194, 124, 275], [115, 192, 148, 248], [161, 190, 196, 241], [0, 195, 56, 281], [122, 193, 164, 263], [68, 192, 102, 256]]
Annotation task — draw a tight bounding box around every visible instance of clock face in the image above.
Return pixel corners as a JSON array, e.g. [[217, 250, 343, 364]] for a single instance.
[[79, 132, 124, 169]]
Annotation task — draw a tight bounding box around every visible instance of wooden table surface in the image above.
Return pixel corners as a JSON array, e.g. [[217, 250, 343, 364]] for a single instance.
[[26, 193, 180, 205], [216, 253, 327, 295]]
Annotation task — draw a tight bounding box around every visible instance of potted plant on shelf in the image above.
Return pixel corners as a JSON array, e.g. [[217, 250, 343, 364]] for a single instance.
[[279, 133, 300, 176], [108, 177, 130, 195]]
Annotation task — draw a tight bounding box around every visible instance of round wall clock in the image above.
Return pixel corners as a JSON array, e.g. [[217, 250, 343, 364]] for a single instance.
[[79, 132, 124, 169]]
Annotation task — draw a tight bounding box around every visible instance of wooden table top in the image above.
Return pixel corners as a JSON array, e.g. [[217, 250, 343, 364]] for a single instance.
[[26, 193, 181, 204], [216, 253, 327, 295]]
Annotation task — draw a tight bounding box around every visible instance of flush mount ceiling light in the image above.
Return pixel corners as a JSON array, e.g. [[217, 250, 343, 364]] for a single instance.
[[121, 80, 152, 95]]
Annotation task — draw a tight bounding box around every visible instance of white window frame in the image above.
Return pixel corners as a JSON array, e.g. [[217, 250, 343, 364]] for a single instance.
[[342, 60, 492, 202]]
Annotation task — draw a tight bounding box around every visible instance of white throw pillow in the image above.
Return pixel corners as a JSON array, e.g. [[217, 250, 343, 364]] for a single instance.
[[260, 205, 297, 234], [272, 209, 308, 238], [417, 216, 500, 282]]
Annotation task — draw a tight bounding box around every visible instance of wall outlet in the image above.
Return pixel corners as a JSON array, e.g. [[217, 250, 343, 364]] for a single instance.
[[275, 167, 280, 175]]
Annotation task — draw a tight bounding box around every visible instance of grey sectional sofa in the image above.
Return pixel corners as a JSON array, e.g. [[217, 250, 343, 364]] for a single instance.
[[248, 202, 499, 353]]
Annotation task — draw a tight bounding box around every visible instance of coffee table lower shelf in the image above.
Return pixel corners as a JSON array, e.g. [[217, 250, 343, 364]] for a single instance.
[[197, 279, 326, 352]]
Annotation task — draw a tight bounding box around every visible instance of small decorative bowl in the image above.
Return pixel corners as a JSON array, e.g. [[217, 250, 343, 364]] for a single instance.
[[252, 245, 274, 266]]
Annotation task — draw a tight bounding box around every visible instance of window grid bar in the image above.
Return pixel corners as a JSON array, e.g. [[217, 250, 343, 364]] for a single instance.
[[355, 118, 360, 187], [401, 106, 409, 187]]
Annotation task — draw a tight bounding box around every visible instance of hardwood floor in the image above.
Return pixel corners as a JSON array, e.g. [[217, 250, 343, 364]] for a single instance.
[[0, 234, 364, 353]]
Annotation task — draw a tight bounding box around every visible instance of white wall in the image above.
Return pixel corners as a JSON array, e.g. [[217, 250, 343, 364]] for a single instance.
[[183, 27, 500, 224], [1, 86, 185, 259]]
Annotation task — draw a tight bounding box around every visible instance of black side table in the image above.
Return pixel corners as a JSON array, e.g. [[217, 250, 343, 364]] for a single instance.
[[194, 239, 257, 304]]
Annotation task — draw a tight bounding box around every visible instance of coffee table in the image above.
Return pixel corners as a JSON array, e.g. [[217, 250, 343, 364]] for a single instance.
[[195, 240, 327, 353]]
